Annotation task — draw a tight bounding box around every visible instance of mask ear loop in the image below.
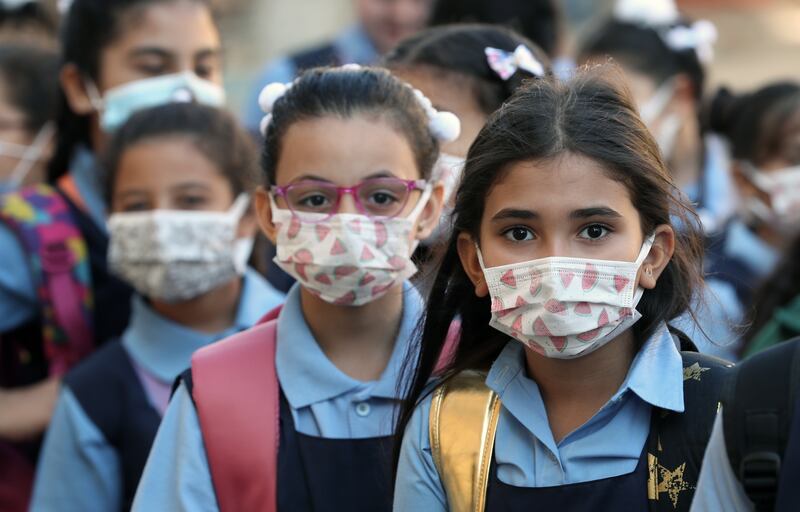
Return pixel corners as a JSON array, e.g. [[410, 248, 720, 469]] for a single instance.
[[639, 78, 677, 125], [83, 79, 105, 113], [7, 122, 55, 186], [406, 184, 434, 222], [228, 193, 252, 221]]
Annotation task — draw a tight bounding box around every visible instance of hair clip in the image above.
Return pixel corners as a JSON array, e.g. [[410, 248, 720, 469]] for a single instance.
[[485, 45, 545, 81]]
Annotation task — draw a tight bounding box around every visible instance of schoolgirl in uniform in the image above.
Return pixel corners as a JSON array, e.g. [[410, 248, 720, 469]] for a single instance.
[[579, 0, 740, 358], [29, 103, 284, 511], [0, 0, 224, 507], [132, 66, 454, 511], [384, 24, 551, 210], [394, 70, 731, 512], [705, 83, 800, 332]]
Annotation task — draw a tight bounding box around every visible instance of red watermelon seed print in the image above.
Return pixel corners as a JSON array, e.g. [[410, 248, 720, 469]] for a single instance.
[[492, 297, 504, 313], [530, 270, 543, 296], [515, 296, 527, 308], [314, 273, 332, 285], [359, 273, 376, 286], [294, 249, 314, 264], [330, 238, 347, 255], [315, 224, 331, 242], [334, 266, 358, 279], [501, 269, 517, 288], [387, 255, 406, 271], [574, 302, 592, 316], [598, 308, 610, 327], [374, 221, 388, 248], [582, 263, 599, 291], [544, 299, 567, 314], [372, 280, 396, 297], [559, 270, 575, 288], [294, 263, 308, 282], [577, 328, 601, 342], [360, 246, 375, 262], [334, 291, 357, 306], [533, 317, 552, 336], [614, 275, 630, 293], [512, 315, 523, 332], [551, 336, 567, 352], [288, 216, 301, 240]]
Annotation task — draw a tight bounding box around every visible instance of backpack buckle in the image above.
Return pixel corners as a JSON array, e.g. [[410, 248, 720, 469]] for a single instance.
[[41, 241, 74, 274], [740, 451, 781, 501]]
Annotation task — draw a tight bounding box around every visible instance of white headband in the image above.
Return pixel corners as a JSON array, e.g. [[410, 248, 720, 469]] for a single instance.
[[257, 64, 461, 143]]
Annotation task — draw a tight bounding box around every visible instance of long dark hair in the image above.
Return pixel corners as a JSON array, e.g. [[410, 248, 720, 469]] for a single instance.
[[261, 66, 439, 185], [0, 44, 59, 132], [383, 24, 551, 117], [393, 67, 705, 470], [706, 82, 800, 165], [47, 0, 213, 183]]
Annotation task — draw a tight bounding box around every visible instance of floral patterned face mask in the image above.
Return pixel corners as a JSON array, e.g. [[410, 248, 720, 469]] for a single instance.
[[477, 235, 655, 359], [108, 195, 251, 303], [270, 186, 432, 306]]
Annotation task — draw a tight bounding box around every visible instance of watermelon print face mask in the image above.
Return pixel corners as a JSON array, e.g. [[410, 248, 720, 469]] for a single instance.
[[477, 235, 655, 359], [270, 186, 432, 306]]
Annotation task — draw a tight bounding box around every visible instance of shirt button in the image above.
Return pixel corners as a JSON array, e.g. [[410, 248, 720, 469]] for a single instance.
[[355, 402, 371, 417]]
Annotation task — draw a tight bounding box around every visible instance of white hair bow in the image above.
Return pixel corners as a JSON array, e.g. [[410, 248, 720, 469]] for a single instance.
[[485, 45, 545, 81], [665, 20, 718, 64]]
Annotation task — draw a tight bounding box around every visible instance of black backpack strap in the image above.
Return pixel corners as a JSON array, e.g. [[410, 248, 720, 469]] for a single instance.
[[723, 337, 800, 512], [648, 351, 733, 511]]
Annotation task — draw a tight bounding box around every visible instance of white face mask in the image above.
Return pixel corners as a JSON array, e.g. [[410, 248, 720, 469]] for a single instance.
[[108, 195, 251, 303], [87, 72, 226, 132], [271, 186, 432, 306], [640, 80, 682, 161], [0, 122, 55, 192], [740, 162, 800, 233], [478, 235, 655, 359]]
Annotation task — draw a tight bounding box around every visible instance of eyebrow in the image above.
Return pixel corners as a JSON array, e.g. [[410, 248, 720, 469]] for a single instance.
[[172, 182, 211, 192], [128, 47, 173, 60], [491, 208, 539, 221], [290, 170, 396, 184], [569, 207, 623, 220]]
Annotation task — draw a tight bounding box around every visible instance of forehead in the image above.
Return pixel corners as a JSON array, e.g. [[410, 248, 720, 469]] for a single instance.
[[275, 114, 420, 185], [483, 153, 635, 217], [111, 1, 219, 53]]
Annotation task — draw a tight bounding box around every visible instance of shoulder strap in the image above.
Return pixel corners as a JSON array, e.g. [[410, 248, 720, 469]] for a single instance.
[[190, 306, 282, 512], [0, 184, 93, 376], [429, 371, 500, 512], [723, 337, 800, 512], [648, 351, 733, 512]]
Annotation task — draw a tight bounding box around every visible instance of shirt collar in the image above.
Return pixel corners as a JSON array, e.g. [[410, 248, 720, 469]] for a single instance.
[[276, 281, 422, 409], [486, 321, 685, 415], [334, 24, 380, 65], [123, 269, 276, 383], [69, 146, 107, 229]]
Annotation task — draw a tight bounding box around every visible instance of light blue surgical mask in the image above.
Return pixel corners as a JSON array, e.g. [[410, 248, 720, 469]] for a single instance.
[[86, 72, 226, 132]]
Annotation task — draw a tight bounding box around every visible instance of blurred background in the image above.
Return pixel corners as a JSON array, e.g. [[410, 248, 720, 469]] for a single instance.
[[215, 0, 800, 112]]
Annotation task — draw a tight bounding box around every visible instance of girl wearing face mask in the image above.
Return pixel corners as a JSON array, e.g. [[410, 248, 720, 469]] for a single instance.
[[705, 83, 800, 310], [133, 66, 451, 512], [29, 103, 283, 512], [0, 0, 224, 492], [0, 43, 58, 193], [580, 0, 735, 238], [393, 70, 732, 512], [385, 24, 550, 220]]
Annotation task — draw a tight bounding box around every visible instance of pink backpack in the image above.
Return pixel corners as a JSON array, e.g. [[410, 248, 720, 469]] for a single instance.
[[191, 306, 458, 512]]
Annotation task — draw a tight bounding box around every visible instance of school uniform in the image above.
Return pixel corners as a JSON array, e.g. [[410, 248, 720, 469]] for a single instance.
[[131, 281, 423, 511], [29, 269, 284, 512], [394, 323, 692, 511], [686, 134, 738, 237]]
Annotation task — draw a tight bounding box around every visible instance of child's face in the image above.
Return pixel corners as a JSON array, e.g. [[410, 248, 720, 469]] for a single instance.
[[111, 137, 256, 237], [258, 114, 443, 243], [394, 66, 488, 158], [457, 153, 674, 296]]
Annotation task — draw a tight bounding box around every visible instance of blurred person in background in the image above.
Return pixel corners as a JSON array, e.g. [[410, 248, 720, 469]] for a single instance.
[[242, 0, 435, 133], [0, 1, 224, 509], [0, 44, 58, 192], [580, 0, 744, 360], [0, 0, 57, 46], [30, 103, 283, 512]]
